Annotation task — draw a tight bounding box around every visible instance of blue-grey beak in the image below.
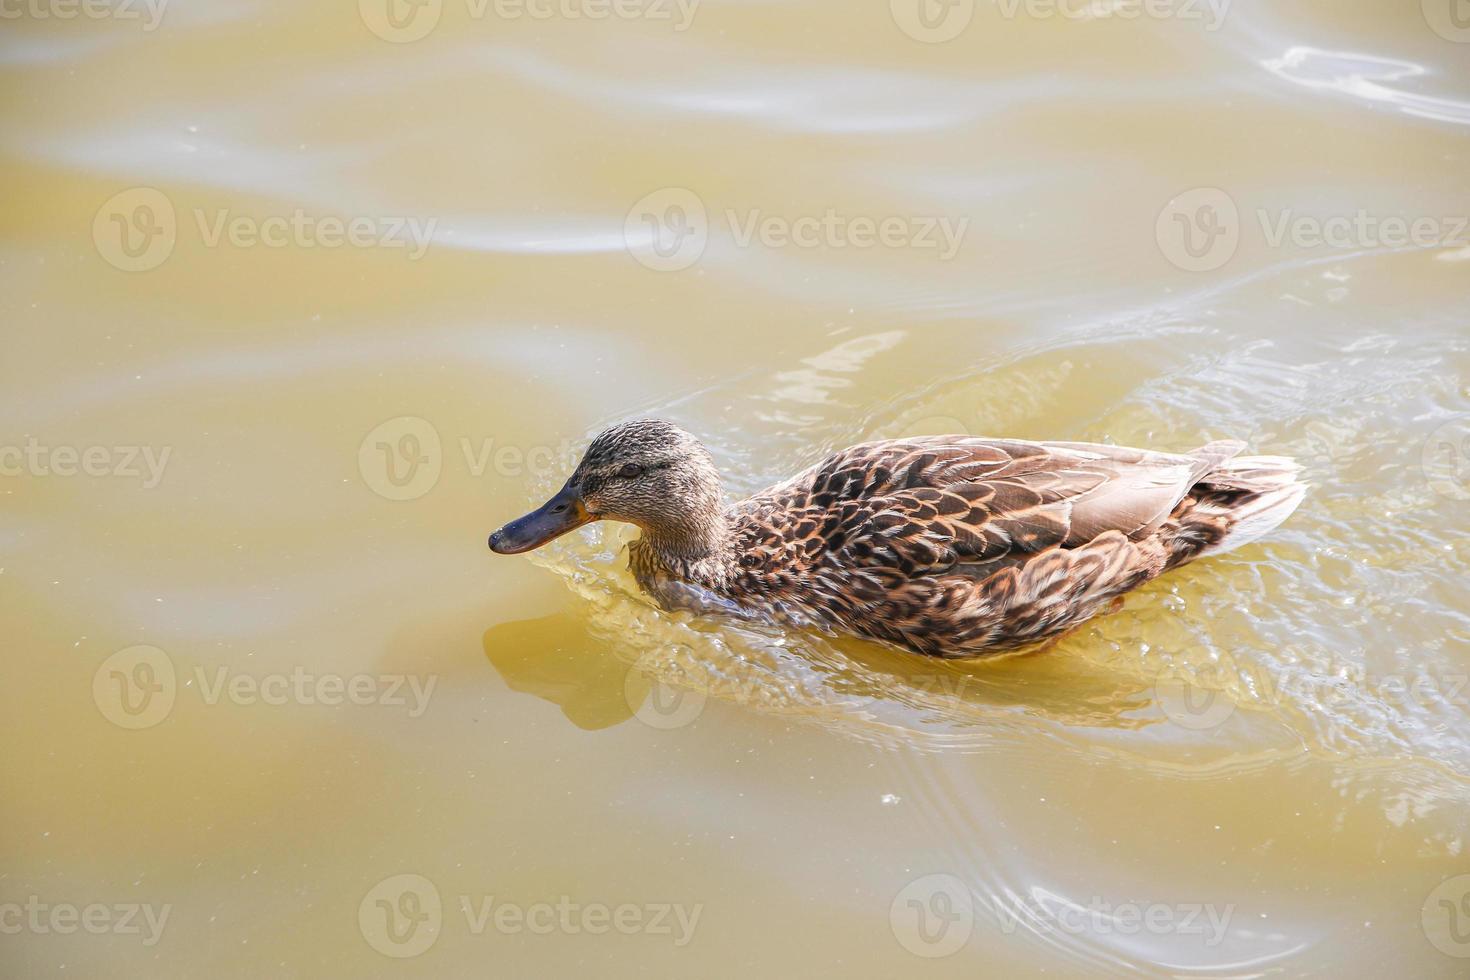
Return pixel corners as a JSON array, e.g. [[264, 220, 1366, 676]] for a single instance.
[[489, 485, 590, 555]]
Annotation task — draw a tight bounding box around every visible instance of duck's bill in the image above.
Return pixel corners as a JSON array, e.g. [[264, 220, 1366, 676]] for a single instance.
[[488, 487, 591, 554]]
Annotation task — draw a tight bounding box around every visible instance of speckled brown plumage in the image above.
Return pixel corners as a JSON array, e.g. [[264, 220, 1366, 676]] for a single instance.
[[493, 421, 1307, 659]]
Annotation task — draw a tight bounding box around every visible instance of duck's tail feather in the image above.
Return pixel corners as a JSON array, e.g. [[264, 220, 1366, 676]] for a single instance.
[[1190, 453, 1307, 557]]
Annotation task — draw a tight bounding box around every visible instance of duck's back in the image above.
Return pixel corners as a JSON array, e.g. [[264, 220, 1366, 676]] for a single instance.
[[722, 436, 1303, 656]]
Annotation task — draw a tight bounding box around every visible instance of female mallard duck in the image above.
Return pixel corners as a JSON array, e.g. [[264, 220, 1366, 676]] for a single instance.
[[489, 419, 1305, 658]]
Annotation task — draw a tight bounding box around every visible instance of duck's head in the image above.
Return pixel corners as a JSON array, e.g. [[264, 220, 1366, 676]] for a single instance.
[[489, 419, 725, 558]]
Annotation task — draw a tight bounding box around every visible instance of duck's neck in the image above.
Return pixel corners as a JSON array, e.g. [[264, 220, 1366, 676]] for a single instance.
[[647, 508, 733, 573], [630, 509, 738, 597]]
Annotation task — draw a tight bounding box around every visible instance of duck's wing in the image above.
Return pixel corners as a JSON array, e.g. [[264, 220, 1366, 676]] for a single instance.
[[747, 437, 1243, 580]]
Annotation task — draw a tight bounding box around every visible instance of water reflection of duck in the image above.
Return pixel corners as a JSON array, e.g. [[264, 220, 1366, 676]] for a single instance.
[[490, 420, 1305, 659], [481, 608, 1165, 741], [481, 613, 635, 730]]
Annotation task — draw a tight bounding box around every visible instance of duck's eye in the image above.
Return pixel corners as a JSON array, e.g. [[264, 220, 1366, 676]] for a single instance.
[[618, 463, 643, 479]]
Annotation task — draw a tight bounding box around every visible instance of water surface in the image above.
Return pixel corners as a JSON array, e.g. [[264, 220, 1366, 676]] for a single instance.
[[3, 0, 1469, 975]]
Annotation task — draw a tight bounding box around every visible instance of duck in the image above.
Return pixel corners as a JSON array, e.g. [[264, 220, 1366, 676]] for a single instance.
[[488, 419, 1306, 658]]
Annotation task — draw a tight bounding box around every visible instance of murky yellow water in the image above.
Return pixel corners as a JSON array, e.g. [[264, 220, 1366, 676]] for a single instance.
[[4, 0, 1470, 975]]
